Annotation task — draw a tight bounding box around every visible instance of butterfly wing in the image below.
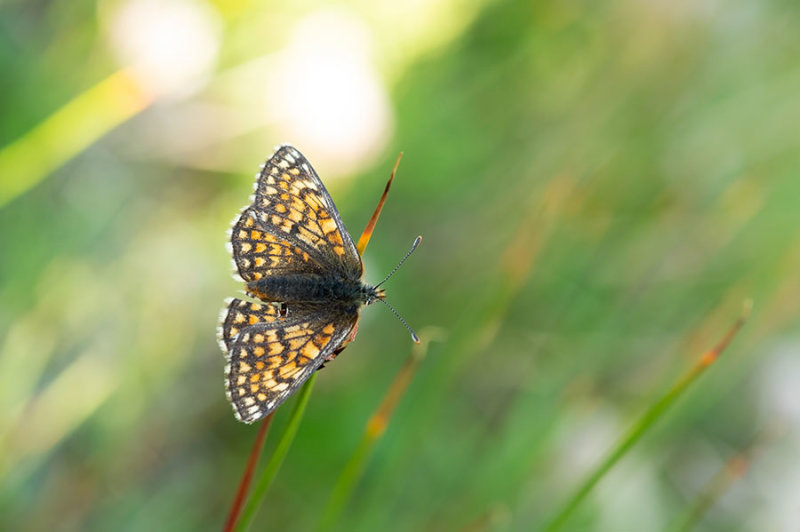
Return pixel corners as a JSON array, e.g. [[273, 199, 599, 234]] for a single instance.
[[219, 298, 358, 423], [217, 297, 282, 354], [229, 206, 325, 282], [228, 145, 362, 285], [222, 145, 368, 423]]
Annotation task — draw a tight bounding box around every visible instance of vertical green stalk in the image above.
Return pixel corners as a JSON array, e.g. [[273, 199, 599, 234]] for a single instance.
[[236, 374, 318, 531], [317, 332, 439, 531], [223, 414, 274, 532]]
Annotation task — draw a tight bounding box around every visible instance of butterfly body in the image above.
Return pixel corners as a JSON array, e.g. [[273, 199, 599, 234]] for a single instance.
[[247, 274, 384, 307], [218, 145, 381, 423]]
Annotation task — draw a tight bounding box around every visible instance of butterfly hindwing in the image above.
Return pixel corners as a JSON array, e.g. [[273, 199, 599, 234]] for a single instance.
[[217, 298, 282, 354], [221, 297, 358, 423]]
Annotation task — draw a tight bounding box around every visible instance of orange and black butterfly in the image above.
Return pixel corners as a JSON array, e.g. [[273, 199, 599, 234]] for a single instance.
[[218, 145, 418, 423]]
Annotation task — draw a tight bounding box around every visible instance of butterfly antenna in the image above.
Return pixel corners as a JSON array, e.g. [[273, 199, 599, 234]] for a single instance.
[[377, 298, 420, 343], [375, 236, 422, 289]]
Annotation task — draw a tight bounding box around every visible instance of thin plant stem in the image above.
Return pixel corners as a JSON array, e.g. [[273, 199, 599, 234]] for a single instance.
[[317, 330, 442, 531], [223, 413, 274, 532], [236, 373, 318, 531], [356, 152, 402, 255], [544, 300, 752, 531]]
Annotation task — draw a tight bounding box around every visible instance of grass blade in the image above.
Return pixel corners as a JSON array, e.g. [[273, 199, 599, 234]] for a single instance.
[[317, 330, 442, 531], [543, 300, 752, 530], [223, 414, 274, 532], [236, 373, 318, 531], [356, 152, 402, 255]]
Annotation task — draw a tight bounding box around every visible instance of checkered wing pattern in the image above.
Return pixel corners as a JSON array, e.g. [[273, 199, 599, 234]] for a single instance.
[[228, 145, 362, 284], [220, 298, 357, 423]]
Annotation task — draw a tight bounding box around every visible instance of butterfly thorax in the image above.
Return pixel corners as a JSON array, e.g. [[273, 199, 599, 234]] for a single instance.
[[247, 274, 385, 307]]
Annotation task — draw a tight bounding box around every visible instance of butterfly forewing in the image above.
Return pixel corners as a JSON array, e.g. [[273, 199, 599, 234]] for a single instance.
[[247, 145, 362, 278], [230, 207, 326, 282], [221, 298, 357, 423]]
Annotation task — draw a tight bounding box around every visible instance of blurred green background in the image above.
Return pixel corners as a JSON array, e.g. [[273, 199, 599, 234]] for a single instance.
[[2, 0, 800, 530]]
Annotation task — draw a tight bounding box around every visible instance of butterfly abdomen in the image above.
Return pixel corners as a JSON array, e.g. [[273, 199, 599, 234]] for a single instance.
[[248, 274, 365, 304]]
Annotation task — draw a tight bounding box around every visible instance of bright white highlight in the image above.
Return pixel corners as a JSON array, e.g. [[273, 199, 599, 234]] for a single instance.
[[105, 0, 222, 97], [264, 8, 393, 176]]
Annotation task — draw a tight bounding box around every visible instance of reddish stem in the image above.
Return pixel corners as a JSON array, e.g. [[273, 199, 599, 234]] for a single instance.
[[223, 413, 274, 532], [356, 152, 402, 255]]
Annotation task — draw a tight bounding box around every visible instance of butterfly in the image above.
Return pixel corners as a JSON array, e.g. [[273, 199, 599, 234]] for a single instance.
[[217, 145, 417, 423]]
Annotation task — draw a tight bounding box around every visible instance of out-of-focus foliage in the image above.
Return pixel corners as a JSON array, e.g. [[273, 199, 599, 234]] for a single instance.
[[2, 0, 800, 530]]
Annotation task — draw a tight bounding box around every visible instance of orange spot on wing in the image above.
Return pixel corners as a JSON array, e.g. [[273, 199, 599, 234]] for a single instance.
[[268, 343, 284, 355], [320, 217, 338, 235], [301, 342, 320, 359], [279, 362, 299, 377]]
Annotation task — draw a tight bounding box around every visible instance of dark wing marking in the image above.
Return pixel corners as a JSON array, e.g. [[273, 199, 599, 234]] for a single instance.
[[220, 297, 358, 423], [229, 207, 326, 282]]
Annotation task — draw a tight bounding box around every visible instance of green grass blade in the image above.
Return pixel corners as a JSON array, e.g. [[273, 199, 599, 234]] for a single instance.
[[223, 415, 274, 532], [543, 301, 752, 531], [236, 373, 318, 531], [317, 331, 441, 531]]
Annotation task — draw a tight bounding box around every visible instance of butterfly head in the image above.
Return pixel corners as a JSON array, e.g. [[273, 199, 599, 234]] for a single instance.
[[363, 285, 386, 305]]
